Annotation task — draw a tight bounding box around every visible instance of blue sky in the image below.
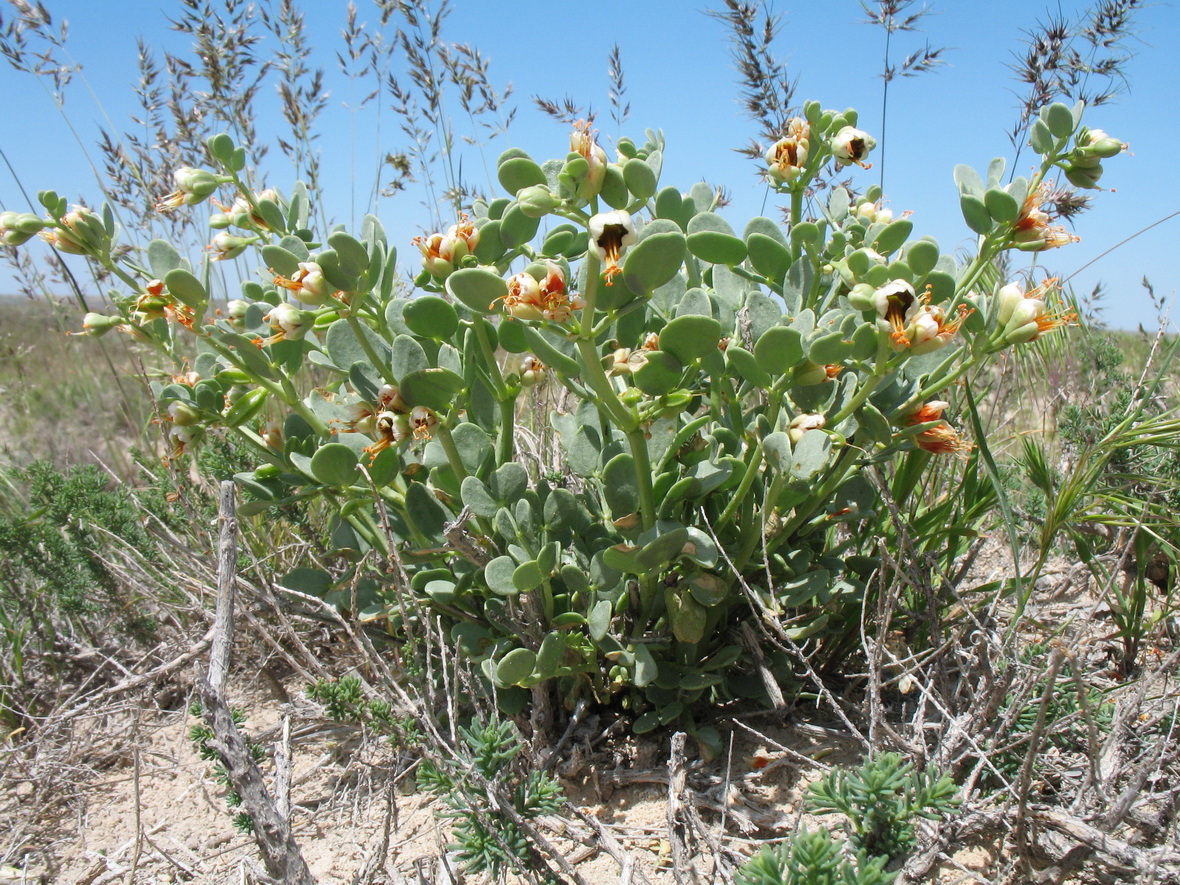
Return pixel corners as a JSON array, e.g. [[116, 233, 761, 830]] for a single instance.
[[2, 0, 1177, 330]]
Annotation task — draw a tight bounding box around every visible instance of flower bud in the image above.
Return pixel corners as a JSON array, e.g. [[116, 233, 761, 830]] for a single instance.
[[1061, 161, 1104, 190], [995, 283, 1025, 326], [225, 299, 250, 330], [208, 232, 254, 261], [155, 166, 227, 211], [274, 261, 334, 306], [519, 354, 547, 387], [0, 211, 45, 246], [263, 303, 314, 343], [791, 361, 828, 386], [516, 184, 560, 218], [848, 283, 877, 312], [79, 312, 123, 337], [563, 119, 609, 203], [788, 413, 825, 444], [167, 401, 202, 426], [1079, 129, 1126, 159], [41, 205, 106, 255]]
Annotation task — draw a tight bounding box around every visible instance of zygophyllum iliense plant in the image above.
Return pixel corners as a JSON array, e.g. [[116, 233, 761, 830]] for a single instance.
[[12, 99, 1124, 748]]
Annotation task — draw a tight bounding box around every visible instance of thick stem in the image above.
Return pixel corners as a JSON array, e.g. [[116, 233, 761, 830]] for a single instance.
[[345, 313, 396, 387]]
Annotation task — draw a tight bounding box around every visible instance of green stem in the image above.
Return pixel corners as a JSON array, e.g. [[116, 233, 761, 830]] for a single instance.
[[204, 336, 332, 438], [715, 375, 792, 531], [576, 250, 656, 531], [473, 317, 515, 464], [345, 313, 396, 386], [433, 423, 469, 483]]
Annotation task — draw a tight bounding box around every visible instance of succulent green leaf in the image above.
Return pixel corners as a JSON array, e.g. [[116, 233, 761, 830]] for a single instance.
[[633, 349, 683, 396], [1029, 119, 1054, 155], [952, 164, 984, 198], [623, 157, 658, 201], [754, 326, 804, 375], [589, 599, 612, 641], [327, 231, 370, 279], [1043, 101, 1076, 138], [324, 319, 392, 374], [451, 422, 492, 474], [512, 560, 546, 593], [279, 568, 333, 597], [687, 230, 747, 265], [790, 222, 821, 250], [632, 643, 658, 686], [959, 194, 993, 235], [983, 188, 1020, 224], [489, 461, 528, 503], [521, 325, 582, 377], [535, 631, 564, 678], [497, 156, 546, 194], [163, 268, 207, 313], [147, 239, 184, 278], [310, 443, 361, 488], [686, 573, 728, 607], [745, 233, 791, 281], [486, 555, 520, 596], [399, 368, 464, 412], [405, 481, 450, 543], [367, 446, 400, 487], [871, 219, 913, 256], [762, 431, 793, 473], [622, 230, 686, 294], [603, 453, 639, 518], [446, 267, 504, 315], [790, 429, 832, 481], [654, 186, 690, 229], [599, 164, 629, 209], [725, 346, 772, 389], [403, 295, 459, 339], [905, 239, 940, 277], [499, 203, 541, 249], [780, 570, 830, 606], [660, 314, 722, 364], [636, 524, 690, 572], [665, 589, 706, 643], [460, 476, 499, 518], [390, 333, 429, 381], [496, 648, 537, 687], [807, 330, 853, 365]]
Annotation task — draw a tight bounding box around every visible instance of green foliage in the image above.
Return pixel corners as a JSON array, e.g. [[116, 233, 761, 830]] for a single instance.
[[808, 752, 958, 862], [1012, 326, 1180, 672], [188, 703, 264, 834], [418, 718, 564, 879], [990, 645, 1115, 784], [43, 87, 1128, 734], [737, 752, 956, 885], [306, 675, 420, 746]]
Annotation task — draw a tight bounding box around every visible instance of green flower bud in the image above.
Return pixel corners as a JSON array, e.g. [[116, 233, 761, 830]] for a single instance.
[[848, 282, 877, 312], [167, 400, 202, 426], [1078, 129, 1126, 160], [516, 184, 560, 218], [225, 299, 250, 330], [155, 166, 227, 212], [1061, 161, 1104, 190], [208, 232, 254, 261], [791, 361, 828, 386], [79, 312, 123, 337], [0, 211, 45, 246]]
